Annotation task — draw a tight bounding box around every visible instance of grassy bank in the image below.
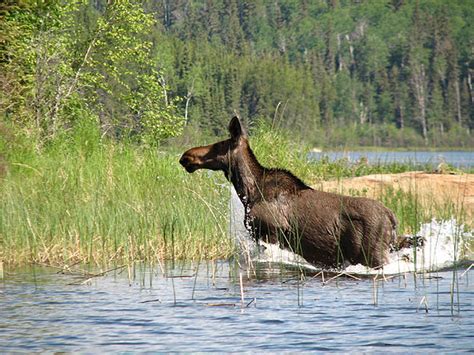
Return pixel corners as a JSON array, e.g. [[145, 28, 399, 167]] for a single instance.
[[1, 133, 233, 265], [1, 124, 471, 266]]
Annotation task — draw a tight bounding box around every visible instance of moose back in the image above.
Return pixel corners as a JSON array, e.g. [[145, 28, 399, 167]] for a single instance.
[[180, 116, 398, 268]]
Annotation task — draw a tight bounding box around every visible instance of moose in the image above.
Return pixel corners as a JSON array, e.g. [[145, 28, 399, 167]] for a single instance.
[[180, 116, 404, 268]]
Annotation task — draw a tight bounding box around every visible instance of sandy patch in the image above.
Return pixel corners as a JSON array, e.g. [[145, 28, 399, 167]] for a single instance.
[[315, 171, 474, 225]]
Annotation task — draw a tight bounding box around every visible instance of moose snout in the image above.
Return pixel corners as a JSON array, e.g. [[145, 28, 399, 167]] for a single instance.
[[179, 154, 189, 166], [179, 153, 198, 173]]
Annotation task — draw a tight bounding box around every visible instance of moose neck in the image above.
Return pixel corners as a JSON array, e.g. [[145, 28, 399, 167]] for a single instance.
[[227, 141, 264, 206]]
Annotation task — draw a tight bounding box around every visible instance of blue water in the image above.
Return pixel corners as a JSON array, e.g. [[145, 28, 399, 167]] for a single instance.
[[1, 263, 473, 352], [309, 150, 474, 168]]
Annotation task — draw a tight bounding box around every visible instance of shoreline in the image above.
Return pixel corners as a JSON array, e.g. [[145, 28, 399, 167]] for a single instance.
[[316, 171, 474, 228], [314, 147, 474, 153]]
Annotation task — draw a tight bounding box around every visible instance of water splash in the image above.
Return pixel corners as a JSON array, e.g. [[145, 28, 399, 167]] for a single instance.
[[230, 186, 473, 275], [345, 219, 473, 275]]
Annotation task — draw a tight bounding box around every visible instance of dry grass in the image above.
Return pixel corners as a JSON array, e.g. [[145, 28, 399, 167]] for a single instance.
[[317, 171, 474, 225]]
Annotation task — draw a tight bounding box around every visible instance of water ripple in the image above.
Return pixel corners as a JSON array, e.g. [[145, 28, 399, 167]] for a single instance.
[[0, 263, 472, 352]]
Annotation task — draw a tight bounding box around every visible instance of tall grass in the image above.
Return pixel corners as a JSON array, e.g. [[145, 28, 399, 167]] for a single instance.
[[1, 121, 471, 266], [1, 126, 233, 265]]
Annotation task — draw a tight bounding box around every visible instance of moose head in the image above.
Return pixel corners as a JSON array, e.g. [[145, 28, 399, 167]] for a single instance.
[[179, 116, 247, 175]]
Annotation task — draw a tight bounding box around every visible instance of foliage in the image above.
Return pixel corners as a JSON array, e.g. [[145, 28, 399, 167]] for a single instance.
[[2, 0, 473, 147], [148, 0, 473, 147], [249, 119, 317, 184], [1, 0, 183, 145], [1, 1, 472, 266]]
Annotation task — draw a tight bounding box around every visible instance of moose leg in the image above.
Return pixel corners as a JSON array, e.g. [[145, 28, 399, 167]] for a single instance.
[[391, 235, 425, 251]]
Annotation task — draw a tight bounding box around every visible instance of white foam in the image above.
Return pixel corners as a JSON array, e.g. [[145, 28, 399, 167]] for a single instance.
[[345, 219, 473, 275], [230, 186, 473, 275]]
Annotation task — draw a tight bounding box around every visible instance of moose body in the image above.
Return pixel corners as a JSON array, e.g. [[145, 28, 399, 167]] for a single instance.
[[180, 117, 398, 268]]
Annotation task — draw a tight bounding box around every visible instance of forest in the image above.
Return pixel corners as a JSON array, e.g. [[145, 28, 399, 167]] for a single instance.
[[1, 0, 474, 148]]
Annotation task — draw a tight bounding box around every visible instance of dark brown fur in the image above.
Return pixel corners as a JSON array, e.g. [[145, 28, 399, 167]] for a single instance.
[[180, 117, 399, 268]]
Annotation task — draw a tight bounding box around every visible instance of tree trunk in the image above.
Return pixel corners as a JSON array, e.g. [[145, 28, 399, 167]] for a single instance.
[[467, 68, 474, 105], [395, 103, 404, 129], [411, 63, 428, 144], [455, 79, 462, 124], [158, 75, 168, 106], [184, 92, 192, 126]]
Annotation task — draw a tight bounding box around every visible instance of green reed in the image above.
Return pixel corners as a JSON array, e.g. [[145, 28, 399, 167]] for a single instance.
[[0, 138, 234, 265]]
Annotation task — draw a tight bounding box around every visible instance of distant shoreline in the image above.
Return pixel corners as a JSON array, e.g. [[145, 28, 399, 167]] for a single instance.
[[313, 147, 474, 153]]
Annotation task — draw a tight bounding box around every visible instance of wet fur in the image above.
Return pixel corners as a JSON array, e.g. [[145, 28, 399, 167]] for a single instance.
[[180, 117, 399, 268]]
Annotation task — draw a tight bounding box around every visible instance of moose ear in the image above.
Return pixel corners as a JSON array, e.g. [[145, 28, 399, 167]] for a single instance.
[[228, 116, 246, 140]]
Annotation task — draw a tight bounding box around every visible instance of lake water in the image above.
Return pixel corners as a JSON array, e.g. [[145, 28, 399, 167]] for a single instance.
[[1, 190, 473, 352], [1, 263, 473, 352], [309, 150, 474, 168], [2, 153, 473, 352]]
